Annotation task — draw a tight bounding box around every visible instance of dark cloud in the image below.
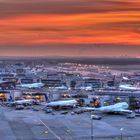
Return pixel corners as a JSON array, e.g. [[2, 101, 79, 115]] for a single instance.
[[0, 44, 140, 57], [0, 0, 139, 18], [21, 27, 66, 32], [96, 21, 140, 34]]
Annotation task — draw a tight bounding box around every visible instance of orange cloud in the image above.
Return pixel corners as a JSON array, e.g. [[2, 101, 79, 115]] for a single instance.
[[0, 0, 139, 56], [0, 10, 139, 45]]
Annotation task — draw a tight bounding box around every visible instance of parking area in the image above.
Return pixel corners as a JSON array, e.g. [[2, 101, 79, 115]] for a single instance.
[[1, 106, 140, 140]]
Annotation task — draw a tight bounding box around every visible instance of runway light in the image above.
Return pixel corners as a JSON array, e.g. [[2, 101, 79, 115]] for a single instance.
[[67, 129, 70, 131], [44, 131, 48, 134]]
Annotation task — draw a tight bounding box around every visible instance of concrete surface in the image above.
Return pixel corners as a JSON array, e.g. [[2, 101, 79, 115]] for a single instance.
[[0, 106, 140, 140]]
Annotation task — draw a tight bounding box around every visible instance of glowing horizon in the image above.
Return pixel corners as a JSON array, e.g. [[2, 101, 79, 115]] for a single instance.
[[0, 0, 139, 57]]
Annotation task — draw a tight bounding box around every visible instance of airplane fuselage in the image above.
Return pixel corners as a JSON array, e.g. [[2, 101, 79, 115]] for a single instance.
[[17, 82, 44, 89], [45, 99, 77, 108], [96, 102, 129, 112]]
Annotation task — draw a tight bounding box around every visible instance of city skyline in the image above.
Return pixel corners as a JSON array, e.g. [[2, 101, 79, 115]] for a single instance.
[[0, 0, 139, 57]]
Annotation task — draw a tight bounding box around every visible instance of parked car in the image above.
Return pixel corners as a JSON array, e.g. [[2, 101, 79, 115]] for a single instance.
[[51, 112, 55, 115], [32, 108, 39, 111], [71, 112, 75, 115], [91, 115, 102, 120], [74, 110, 84, 114], [45, 108, 53, 114], [126, 112, 135, 119], [15, 105, 24, 110], [61, 111, 68, 115]]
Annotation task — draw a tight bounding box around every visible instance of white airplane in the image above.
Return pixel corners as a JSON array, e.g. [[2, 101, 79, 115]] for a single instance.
[[122, 77, 129, 80], [44, 99, 78, 109], [10, 99, 36, 106], [119, 84, 140, 91], [76, 86, 92, 91], [49, 85, 68, 90], [16, 82, 44, 89], [81, 102, 133, 114]]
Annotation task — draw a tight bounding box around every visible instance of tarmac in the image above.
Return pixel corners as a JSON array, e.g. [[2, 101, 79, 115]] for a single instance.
[[0, 106, 140, 140]]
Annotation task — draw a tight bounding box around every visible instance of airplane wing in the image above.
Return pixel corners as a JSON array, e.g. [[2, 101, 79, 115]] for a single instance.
[[79, 107, 133, 114], [119, 109, 133, 114]]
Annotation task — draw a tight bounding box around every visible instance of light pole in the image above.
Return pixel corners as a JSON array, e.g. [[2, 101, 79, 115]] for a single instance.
[[91, 115, 94, 140], [120, 128, 124, 140]]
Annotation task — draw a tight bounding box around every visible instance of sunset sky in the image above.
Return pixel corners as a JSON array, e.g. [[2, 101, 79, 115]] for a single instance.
[[0, 0, 140, 57]]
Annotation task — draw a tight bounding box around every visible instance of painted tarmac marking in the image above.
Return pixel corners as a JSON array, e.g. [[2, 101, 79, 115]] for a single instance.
[[38, 118, 61, 140]]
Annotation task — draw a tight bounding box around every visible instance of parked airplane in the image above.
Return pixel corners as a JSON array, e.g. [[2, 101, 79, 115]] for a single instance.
[[43, 99, 78, 109], [49, 85, 68, 90], [122, 77, 129, 80], [81, 102, 133, 114], [76, 86, 92, 91], [16, 82, 44, 89], [14, 99, 35, 104], [8, 99, 37, 106], [119, 84, 140, 91]]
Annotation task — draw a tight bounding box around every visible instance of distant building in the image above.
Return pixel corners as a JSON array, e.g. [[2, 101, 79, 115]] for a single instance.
[[0, 81, 16, 90], [107, 81, 115, 87], [20, 78, 34, 84], [0, 74, 15, 78], [41, 79, 66, 88], [84, 78, 101, 89], [16, 68, 25, 74], [2, 77, 18, 83]]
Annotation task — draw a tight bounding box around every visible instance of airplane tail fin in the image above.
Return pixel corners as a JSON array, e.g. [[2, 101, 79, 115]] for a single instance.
[[44, 94, 50, 103]]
